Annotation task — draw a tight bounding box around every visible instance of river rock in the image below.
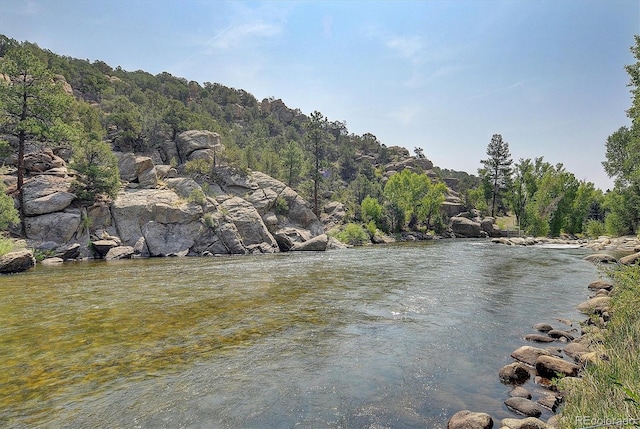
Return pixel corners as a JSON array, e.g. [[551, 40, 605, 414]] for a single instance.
[[620, 251, 640, 265], [92, 239, 120, 258], [55, 243, 81, 260], [501, 417, 550, 429], [40, 257, 64, 266], [447, 410, 493, 429], [105, 246, 135, 260], [511, 346, 550, 366], [509, 386, 532, 399], [532, 323, 554, 333], [524, 334, 554, 343], [499, 362, 531, 384], [576, 296, 611, 314], [535, 355, 580, 378], [0, 250, 36, 274], [587, 280, 613, 291], [563, 341, 590, 360], [537, 394, 561, 412], [584, 253, 617, 263], [504, 397, 542, 418], [291, 233, 328, 252], [547, 330, 574, 341]]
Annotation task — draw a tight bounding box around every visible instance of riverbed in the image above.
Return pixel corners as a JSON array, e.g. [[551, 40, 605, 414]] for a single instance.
[[0, 240, 597, 428]]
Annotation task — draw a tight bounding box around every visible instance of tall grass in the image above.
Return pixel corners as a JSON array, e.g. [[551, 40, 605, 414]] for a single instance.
[[560, 265, 640, 428]]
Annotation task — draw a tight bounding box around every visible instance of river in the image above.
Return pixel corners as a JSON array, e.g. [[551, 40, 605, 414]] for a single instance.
[[0, 240, 598, 428]]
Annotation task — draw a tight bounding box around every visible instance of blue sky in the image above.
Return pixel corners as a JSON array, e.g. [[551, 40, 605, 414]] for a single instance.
[[2, 0, 638, 190]]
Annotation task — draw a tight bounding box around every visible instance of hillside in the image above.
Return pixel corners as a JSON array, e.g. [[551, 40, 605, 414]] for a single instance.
[[0, 35, 478, 238]]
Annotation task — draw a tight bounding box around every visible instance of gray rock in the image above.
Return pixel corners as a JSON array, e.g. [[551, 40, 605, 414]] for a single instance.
[[55, 243, 81, 260], [509, 386, 532, 399], [504, 397, 542, 418], [0, 250, 36, 274], [576, 296, 611, 314], [547, 330, 574, 341], [524, 334, 554, 343], [499, 362, 531, 384], [535, 355, 580, 378], [40, 257, 64, 266], [584, 253, 617, 263], [511, 346, 550, 366], [142, 221, 202, 257], [24, 191, 76, 215], [25, 211, 81, 243], [291, 234, 328, 252], [450, 216, 482, 238], [92, 239, 119, 258], [620, 251, 640, 265], [175, 130, 223, 162], [105, 246, 135, 261], [532, 323, 554, 333], [537, 394, 561, 412], [447, 410, 493, 429], [221, 197, 278, 250], [563, 342, 590, 360], [587, 280, 613, 291], [501, 417, 550, 429]]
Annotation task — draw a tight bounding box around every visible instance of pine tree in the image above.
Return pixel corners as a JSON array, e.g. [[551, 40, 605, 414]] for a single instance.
[[480, 134, 513, 217]]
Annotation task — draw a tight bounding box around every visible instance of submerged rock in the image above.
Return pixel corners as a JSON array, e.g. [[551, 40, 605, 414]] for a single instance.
[[504, 397, 542, 418]]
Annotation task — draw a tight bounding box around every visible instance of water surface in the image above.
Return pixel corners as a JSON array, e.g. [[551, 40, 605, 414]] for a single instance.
[[0, 240, 598, 428]]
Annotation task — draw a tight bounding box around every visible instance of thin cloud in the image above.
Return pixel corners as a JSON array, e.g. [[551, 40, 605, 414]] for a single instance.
[[205, 21, 282, 51], [385, 35, 424, 63], [469, 77, 539, 100]]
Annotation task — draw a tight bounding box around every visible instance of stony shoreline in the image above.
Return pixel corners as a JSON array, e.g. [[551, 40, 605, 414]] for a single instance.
[[447, 238, 639, 429]]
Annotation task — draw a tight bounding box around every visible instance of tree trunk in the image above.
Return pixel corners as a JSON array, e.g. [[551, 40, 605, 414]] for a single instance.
[[17, 130, 26, 236]]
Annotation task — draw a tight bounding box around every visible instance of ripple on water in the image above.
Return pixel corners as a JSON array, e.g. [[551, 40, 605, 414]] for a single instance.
[[0, 241, 596, 428]]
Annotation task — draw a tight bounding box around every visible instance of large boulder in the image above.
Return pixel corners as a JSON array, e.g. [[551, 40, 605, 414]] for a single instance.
[[620, 251, 640, 265], [175, 130, 223, 163], [111, 189, 203, 255], [220, 197, 278, 251], [291, 233, 328, 252], [0, 250, 36, 274], [501, 417, 549, 429], [24, 210, 82, 243], [117, 153, 157, 188], [23, 149, 66, 173], [22, 175, 76, 216], [447, 410, 493, 429], [511, 346, 550, 366], [450, 216, 482, 238]]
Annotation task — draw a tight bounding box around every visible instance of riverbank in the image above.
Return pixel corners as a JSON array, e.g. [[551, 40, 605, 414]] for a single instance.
[[447, 243, 640, 429], [559, 263, 640, 428]]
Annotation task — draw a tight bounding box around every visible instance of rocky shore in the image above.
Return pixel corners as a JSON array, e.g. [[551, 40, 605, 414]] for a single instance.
[[447, 243, 638, 429]]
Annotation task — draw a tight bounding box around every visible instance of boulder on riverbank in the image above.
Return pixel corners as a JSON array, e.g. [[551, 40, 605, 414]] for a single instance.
[[535, 355, 580, 378], [499, 362, 531, 385], [501, 417, 550, 429], [504, 397, 542, 418], [0, 250, 36, 274]]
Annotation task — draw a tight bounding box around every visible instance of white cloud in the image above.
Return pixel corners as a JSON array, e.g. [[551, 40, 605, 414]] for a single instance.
[[385, 35, 424, 63], [205, 21, 282, 51], [388, 104, 423, 125]]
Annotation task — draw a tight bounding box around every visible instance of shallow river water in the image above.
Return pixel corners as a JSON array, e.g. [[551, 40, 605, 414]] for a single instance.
[[0, 240, 598, 428]]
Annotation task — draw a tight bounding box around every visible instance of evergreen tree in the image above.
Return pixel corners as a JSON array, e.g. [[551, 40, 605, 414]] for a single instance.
[[0, 45, 75, 234], [480, 134, 513, 217]]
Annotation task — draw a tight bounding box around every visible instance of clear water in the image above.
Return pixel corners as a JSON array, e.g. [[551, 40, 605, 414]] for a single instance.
[[0, 240, 598, 428]]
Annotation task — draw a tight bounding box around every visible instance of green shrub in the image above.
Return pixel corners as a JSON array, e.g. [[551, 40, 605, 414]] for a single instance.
[[274, 196, 289, 215], [185, 159, 212, 176], [187, 188, 206, 205], [365, 220, 377, 237], [335, 223, 370, 246], [584, 219, 606, 238]]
